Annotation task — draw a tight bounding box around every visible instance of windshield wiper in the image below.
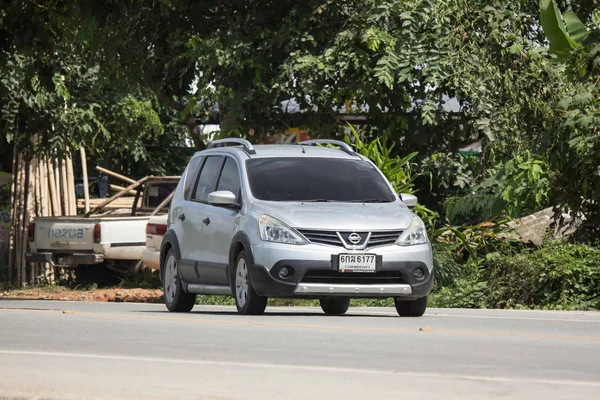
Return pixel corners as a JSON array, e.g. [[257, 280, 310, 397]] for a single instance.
[[302, 199, 333, 202], [347, 199, 392, 203]]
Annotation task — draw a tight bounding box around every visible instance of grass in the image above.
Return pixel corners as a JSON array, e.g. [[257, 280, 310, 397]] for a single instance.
[[193, 295, 399, 307]]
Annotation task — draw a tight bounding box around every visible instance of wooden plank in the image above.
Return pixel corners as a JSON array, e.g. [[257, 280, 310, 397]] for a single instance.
[[150, 190, 175, 216], [80, 147, 90, 213], [85, 176, 148, 216], [96, 166, 136, 184]]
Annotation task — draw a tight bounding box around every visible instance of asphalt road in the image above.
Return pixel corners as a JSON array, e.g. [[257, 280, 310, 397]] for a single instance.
[[1, 300, 599, 400]]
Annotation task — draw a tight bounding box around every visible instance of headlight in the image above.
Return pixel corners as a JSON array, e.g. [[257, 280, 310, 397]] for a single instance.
[[258, 215, 308, 245], [395, 217, 429, 246]]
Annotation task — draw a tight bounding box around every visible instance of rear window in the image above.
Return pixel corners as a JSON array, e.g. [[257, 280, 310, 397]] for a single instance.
[[245, 157, 395, 202]]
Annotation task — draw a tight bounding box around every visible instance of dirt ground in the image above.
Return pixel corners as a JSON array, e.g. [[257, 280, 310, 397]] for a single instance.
[[0, 287, 164, 303]]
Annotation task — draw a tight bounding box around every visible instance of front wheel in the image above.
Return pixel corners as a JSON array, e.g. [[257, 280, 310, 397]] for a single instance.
[[163, 250, 196, 312], [234, 251, 268, 315], [394, 296, 428, 317], [320, 298, 350, 315]]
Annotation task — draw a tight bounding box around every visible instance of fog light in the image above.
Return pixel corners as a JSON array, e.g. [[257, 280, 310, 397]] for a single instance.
[[413, 268, 425, 281], [279, 267, 290, 278]]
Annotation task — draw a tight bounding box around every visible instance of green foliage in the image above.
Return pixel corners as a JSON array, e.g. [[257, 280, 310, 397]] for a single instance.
[[433, 218, 518, 262], [485, 242, 600, 310], [540, 0, 581, 57], [444, 151, 551, 223], [343, 123, 418, 195], [195, 295, 235, 306], [539, 1, 600, 240], [430, 277, 488, 309], [431, 251, 464, 289]]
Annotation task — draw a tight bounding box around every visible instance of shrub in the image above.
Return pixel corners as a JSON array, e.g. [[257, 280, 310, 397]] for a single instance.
[[485, 242, 600, 310], [432, 250, 464, 289], [430, 277, 488, 309]]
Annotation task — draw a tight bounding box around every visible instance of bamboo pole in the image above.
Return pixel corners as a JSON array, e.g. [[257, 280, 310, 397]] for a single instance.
[[66, 151, 76, 215], [40, 157, 49, 217], [37, 156, 49, 282], [80, 147, 90, 213], [13, 157, 24, 286], [95, 166, 136, 184], [47, 158, 60, 216], [150, 191, 175, 216], [17, 157, 29, 287], [55, 159, 62, 215], [86, 177, 147, 216], [8, 144, 18, 285], [60, 158, 69, 215], [28, 160, 36, 285], [110, 184, 137, 196]]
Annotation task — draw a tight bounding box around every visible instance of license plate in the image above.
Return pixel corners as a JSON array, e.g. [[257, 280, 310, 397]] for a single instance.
[[338, 254, 376, 273]]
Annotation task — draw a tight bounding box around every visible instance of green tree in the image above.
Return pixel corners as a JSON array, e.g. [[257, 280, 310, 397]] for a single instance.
[[539, 0, 600, 240]]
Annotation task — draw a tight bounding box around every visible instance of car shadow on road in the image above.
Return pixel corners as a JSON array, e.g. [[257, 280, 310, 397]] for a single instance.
[[131, 309, 397, 318]]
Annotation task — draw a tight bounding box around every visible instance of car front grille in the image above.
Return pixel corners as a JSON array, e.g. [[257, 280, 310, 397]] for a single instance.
[[296, 229, 402, 249], [301, 270, 405, 285]]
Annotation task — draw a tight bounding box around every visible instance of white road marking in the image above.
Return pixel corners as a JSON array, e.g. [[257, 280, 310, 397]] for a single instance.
[[1, 349, 600, 388]]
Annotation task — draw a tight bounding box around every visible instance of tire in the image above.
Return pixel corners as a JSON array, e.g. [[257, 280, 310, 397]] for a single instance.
[[163, 249, 196, 312], [394, 296, 428, 317], [320, 298, 350, 315], [234, 251, 268, 315]]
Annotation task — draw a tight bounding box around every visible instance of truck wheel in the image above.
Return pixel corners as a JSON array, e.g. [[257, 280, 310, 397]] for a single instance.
[[320, 298, 350, 315], [394, 296, 428, 317], [163, 249, 196, 312], [234, 251, 267, 315]]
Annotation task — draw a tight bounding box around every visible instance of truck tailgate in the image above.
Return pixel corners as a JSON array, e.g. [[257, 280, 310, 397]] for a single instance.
[[33, 218, 97, 252]]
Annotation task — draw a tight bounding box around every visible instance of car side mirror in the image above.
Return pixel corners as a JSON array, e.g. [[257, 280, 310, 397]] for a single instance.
[[400, 193, 418, 208], [208, 190, 237, 207]]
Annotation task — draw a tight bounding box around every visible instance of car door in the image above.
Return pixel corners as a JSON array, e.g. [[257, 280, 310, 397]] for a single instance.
[[196, 156, 243, 285], [172, 155, 204, 282], [180, 155, 224, 282]]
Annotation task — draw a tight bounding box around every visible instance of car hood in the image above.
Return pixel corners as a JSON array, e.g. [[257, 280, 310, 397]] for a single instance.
[[250, 201, 415, 231]]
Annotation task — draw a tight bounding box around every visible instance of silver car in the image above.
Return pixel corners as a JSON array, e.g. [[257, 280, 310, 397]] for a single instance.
[[160, 138, 434, 316]]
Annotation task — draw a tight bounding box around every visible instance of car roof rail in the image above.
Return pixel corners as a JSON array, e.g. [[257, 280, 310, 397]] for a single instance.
[[207, 138, 256, 155], [298, 139, 357, 156]]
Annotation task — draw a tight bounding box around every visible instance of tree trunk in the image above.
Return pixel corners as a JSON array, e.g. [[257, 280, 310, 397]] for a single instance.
[[186, 113, 206, 151]]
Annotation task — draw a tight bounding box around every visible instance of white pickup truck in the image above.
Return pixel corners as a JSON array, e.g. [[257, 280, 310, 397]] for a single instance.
[[141, 214, 168, 270], [26, 176, 179, 271]]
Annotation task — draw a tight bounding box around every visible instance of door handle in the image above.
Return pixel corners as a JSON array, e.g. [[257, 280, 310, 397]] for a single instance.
[[203, 217, 211, 226], [178, 213, 186, 221]]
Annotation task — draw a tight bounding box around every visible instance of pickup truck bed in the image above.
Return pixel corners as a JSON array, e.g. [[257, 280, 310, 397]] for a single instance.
[[26, 176, 180, 270]]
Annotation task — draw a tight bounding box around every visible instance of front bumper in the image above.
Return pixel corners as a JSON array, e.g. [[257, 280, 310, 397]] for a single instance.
[[26, 252, 104, 267], [294, 282, 413, 296], [249, 241, 434, 299]]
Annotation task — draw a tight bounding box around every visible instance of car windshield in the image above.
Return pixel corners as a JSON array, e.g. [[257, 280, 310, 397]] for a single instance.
[[245, 157, 396, 202]]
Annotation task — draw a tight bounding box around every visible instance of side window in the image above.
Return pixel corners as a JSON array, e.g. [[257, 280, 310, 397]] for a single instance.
[[183, 157, 204, 200], [216, 157, 241, 201], [193, 156, 224, 202]]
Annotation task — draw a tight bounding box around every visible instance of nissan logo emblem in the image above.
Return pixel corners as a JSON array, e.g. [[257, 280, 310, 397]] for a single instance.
[[347, 233, 362, 244]]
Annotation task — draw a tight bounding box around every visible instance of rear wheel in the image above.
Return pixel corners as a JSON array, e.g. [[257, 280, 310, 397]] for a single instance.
[[394, 296, 428, 317], [163, 250, 196, 312], [320, 298, 350, 315], [234, 251, 268, 315]]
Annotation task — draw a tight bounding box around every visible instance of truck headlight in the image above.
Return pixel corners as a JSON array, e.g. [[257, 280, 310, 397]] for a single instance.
[[258, 215, 308, 245], [395, 217, 429, 246]]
